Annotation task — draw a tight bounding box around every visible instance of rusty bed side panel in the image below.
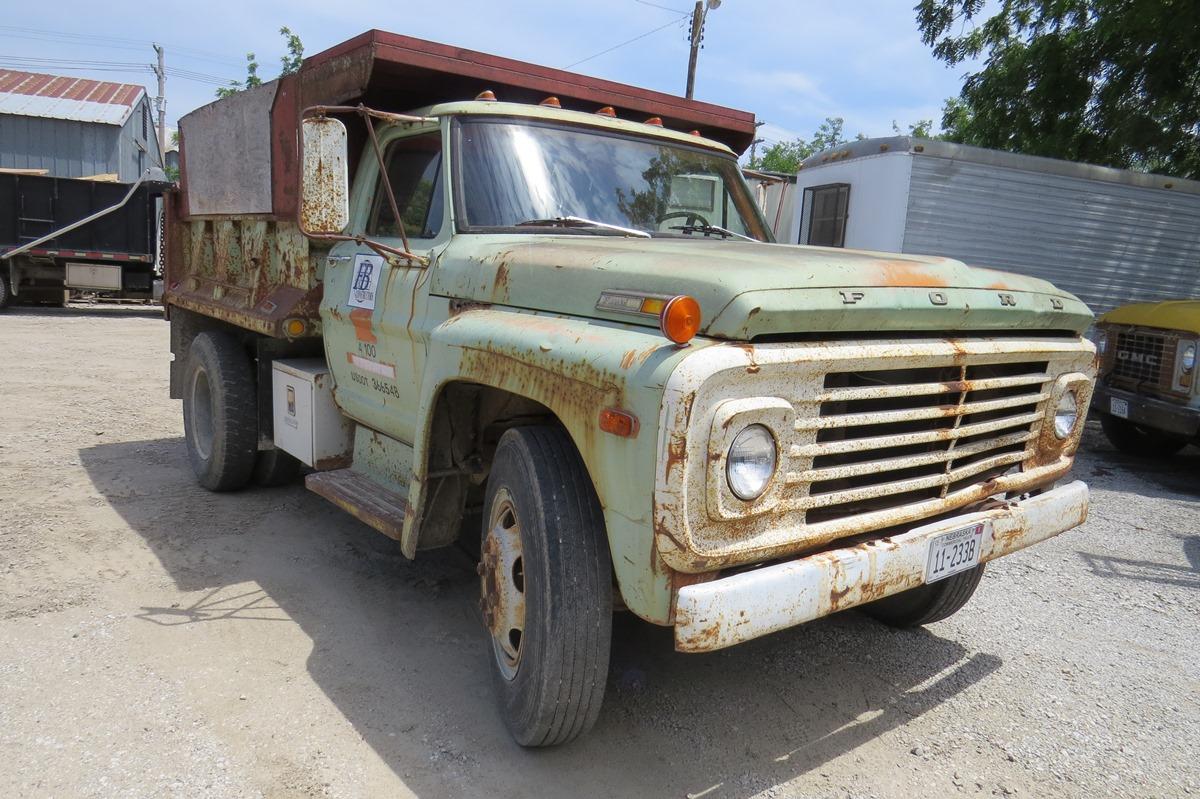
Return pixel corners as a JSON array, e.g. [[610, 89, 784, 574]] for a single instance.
[[164, 216, 325, 337]]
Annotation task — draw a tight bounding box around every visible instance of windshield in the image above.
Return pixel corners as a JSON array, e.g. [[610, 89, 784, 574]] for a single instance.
[[454, 118, 771, 241]]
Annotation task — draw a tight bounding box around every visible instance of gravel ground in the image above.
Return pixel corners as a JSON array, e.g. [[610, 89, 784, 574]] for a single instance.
[[1, 306, 1197, 799]]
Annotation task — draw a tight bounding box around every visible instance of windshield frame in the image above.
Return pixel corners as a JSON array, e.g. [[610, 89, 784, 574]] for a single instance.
[[449, 115, 774, 242]]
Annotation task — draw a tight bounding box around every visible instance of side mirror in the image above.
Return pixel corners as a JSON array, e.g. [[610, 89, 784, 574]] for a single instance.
[[300, 116, 350, 235]]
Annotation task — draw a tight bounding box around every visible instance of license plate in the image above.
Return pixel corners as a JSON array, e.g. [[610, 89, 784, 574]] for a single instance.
[[925, 522, 985, 583], [1110, 397, 1129, 419]]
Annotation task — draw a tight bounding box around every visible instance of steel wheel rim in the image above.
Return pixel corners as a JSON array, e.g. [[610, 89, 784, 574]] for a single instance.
[[481, 488, 525, 681], [190, 368, 214, 460]]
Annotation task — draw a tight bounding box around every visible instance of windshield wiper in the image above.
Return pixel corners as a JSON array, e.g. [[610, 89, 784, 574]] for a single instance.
[[668, 224, 756, 242], [515, 215, 651, 239]]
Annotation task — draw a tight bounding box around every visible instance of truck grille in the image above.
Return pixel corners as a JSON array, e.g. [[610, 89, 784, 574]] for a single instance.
[[1110, 329, 1176, 390], [799, 361, 1049, 525]]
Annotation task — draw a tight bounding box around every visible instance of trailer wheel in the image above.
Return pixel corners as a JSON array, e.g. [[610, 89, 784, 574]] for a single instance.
[[0, 273, 9, 310], [480, 426, 612, 747], [253, 447, 301, 486], [183, 331, 258, 491], [1100, 413, 1188, 456], [861, 564, 985, 628]]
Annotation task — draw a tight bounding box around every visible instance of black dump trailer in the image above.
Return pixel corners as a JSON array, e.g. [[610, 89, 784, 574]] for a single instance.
[[0, 171, 171, 310]]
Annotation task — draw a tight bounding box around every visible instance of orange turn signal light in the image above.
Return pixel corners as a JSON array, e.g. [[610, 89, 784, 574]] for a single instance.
[[540, 96, 562, 108], [659, 295, 701, 345], [599, 408, 640, 438], [284, 318, 306, 337]]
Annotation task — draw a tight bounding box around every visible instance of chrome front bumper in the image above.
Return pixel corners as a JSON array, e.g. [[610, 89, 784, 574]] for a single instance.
[[673, 481, 1089, 652]]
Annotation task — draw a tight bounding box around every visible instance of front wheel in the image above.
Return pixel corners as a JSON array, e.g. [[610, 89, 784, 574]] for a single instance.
[[0, 272, 10, 310], [1100, 412, 1188, 456], [861, 564, 985, 628], [479, 426, 612, 747]]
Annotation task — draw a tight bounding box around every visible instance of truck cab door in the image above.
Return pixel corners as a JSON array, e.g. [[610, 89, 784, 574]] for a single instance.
[[321, 126, 447, 445]]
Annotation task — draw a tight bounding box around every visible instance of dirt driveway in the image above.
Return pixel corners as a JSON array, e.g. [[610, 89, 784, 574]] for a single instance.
[[1, 307, 1197, 798]]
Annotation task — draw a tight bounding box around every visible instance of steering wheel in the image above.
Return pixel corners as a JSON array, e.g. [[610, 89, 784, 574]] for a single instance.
[[657, 210, 711, 229]]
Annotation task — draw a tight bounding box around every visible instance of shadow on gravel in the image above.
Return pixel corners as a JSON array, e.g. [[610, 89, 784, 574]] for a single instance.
[[1078, 421, 1200, 500], [81, 436, 1003, 799], [1, 304, 163, 319]]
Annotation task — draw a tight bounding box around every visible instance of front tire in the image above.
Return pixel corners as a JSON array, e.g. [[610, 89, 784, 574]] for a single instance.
[[182, 331, 258, 491], [1100, 412, 1188, 456], [861, 564, 985, 628], [0, 272, 10, 310], [480, 426, 612, 747]]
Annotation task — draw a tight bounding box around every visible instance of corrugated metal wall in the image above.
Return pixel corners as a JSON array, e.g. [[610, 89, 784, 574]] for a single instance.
[[0, 97, 160, 181], [0, 114, 119, 178], [903, 156, 1200, 314]]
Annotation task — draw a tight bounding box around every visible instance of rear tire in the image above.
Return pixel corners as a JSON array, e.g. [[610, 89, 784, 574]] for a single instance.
[[253, 447, 302, 486], [1100, 412, 1187, 456], [0, 273, 10, 310], [862, 564, 985, 628], [183, 331, 258, 491], [480, 426, 612, 747]]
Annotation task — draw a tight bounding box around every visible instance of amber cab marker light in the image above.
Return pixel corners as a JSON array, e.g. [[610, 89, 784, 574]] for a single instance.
[[596, 106, 617, 117], [689, 129, 702, 136], [644, 116, 664, 126], [475, 90, 497, 101], [540, 96, 562, 107], [599, 408, 639, 438], [660, 295, 701, 345]]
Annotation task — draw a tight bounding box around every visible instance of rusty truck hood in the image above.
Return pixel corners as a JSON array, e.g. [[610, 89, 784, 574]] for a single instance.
[[434, 236, 1093, 338]]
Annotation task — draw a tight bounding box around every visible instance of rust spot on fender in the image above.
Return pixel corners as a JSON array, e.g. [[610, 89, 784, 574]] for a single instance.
[[493, 260, 510, 302], [620, 349, 637, 370]]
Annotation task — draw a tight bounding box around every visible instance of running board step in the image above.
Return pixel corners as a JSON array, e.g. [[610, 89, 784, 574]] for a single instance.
[[305, 468, 408, 541]]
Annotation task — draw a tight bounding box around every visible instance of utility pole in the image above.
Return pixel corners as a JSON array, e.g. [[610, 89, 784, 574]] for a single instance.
[[685, 0, 720, 100], [151, 44, 166, 164], [748, 120, 766, 165]]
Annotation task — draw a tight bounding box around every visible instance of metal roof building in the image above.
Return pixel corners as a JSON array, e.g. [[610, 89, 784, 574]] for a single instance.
[[777, 137, 1200, 315], [0, 70, 163, 182]]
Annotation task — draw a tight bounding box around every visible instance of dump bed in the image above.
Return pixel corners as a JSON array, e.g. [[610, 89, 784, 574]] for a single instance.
[[166, 30, 757, 337], [1, 172, 160, 262]]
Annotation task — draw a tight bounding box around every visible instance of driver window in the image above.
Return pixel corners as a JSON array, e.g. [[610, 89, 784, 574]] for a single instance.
[[658, 173, 748, 235], [368, 133, 444, 239]]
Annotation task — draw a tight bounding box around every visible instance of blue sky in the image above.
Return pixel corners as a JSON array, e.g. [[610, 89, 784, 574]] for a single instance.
[[0, 1, 975, 153]]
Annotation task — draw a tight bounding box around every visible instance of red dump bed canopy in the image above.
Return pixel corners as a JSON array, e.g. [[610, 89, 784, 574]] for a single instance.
[[179, 30, 757, 219]]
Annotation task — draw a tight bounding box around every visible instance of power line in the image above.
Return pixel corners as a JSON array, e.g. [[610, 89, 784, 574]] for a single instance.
[[564, 12, 690, 70], [633, 0, 690, 12], [0, 25, 246, 68]]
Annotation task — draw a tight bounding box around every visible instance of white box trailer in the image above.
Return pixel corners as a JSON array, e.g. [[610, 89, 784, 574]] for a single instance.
[[772, 137, 1200, 314]]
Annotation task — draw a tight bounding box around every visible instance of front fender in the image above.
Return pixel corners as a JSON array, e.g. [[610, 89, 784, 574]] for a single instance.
[[404, 300, 703, 623]]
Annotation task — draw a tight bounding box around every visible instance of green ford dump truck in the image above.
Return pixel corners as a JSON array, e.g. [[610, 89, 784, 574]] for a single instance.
[[166, 31, 1097, 745]]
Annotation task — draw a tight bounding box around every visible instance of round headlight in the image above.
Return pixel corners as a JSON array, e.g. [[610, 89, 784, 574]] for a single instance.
[[727, 424, 777, 501], [1182, 343, 1196, 372], [1054, 390, 1078, 440]]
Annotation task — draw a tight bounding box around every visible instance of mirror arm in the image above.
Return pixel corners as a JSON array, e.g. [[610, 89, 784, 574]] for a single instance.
[[305, 231, 431, 268], [361, 107, 412, 256]]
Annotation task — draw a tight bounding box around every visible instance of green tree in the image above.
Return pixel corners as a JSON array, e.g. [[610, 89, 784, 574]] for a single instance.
[[279, 26, 304, 75], [216, 53, 261, 98], [749, 117, 857, 173], [916, 0, 1200, 178], [216, 27, 304, 98]]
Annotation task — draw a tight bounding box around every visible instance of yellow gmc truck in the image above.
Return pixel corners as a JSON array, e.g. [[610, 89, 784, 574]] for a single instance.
[[1092, 301, 1199, 454]]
